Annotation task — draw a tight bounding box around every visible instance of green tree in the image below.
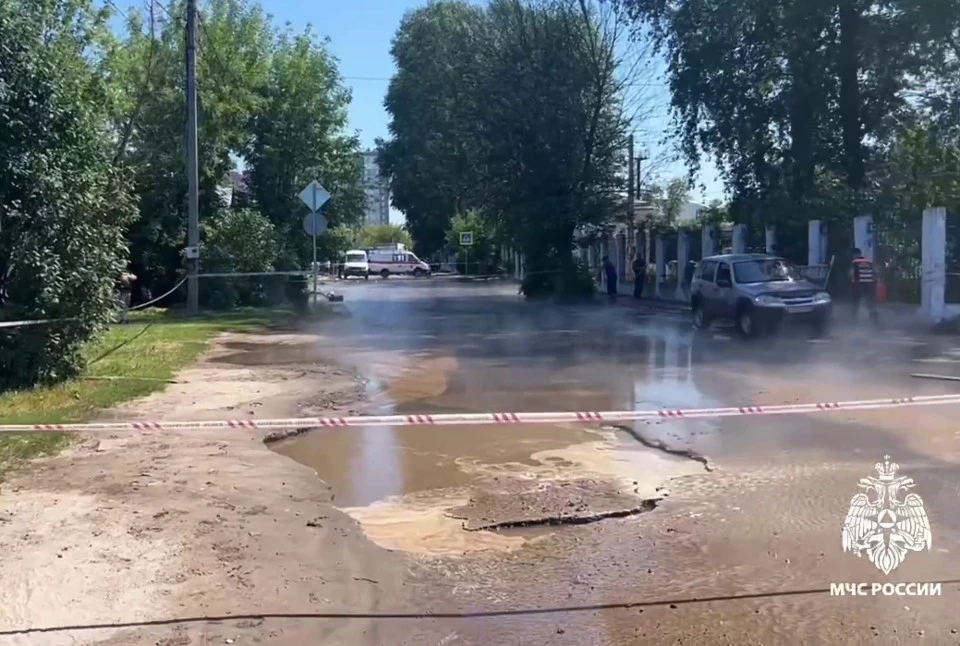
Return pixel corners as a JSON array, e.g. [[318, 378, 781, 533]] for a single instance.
[[381, 0, 644, 297], [446, 211, 495, 274], [623, 0, 951, 249], [113, 0, 273, 295], [319, 226, 358, 260], [247, 24, 364, 271], [378, 1, 488, 258], [648, 177, 689, 229], [478, 0, 632, 293], [200, 208, 278, 308], [356, 224, 413, 249], [0, 0, 137, 390]]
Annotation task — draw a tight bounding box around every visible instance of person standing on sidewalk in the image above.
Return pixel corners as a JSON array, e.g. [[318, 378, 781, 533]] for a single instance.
[[116, 271, 137, 323], [849, 247, 879, 325], [631, 251, 646, 298], [602, 255, 618, 300]]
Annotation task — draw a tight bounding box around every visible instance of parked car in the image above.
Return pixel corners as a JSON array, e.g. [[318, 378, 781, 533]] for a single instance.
[[690, 253, 832, 338]]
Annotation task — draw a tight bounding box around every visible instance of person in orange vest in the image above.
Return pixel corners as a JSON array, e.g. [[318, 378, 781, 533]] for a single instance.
[[849, 248, 879, 325]]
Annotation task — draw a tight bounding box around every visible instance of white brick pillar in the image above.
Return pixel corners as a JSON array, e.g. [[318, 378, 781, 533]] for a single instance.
[[675, 230, 689, 300], [808, 220, 827, 265], [732, 224, 748, 254], [853, 215, 875, 262], [921, 206, 946, 322], [702, 224, 717, 257], [654, 235, 666, 297]]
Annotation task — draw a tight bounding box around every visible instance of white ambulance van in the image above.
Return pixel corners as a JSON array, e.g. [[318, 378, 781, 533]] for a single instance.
[[366, 244, 431, 278]]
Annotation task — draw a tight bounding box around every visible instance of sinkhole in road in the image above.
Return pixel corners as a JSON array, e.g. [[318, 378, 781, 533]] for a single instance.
[[269, 352, 719, 555], [264, 310, 728, 555]]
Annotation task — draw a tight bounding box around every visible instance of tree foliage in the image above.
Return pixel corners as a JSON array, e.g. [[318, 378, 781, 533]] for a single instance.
[[356, 224, 413, 249], [622, 0, 960, 256], [647, 177, 689, 231], [200, 208, 278, 309], [378, 1, 487, 258], [247, 24, 364, 271], [111, 0, 363, 289], [381, 0, 650, 295], [446, 211, 496, 274], [0, 0, 364, 390], [0, 0, 137, 390]]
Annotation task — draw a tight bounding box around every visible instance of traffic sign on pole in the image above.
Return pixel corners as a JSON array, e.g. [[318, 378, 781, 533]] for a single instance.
[[460, 231, 474, 246], [299, 180, 331, 307], [302, 212, 328, 236], [298, 180, 330, 213]]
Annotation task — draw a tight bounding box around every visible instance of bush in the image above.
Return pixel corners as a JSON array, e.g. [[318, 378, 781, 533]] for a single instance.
[[200, 209, 279, 310], [0, 4, 137, 391]]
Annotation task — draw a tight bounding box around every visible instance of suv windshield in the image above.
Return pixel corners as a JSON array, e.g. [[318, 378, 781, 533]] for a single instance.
[[733, 258, 799, 283], [345, 253, 366, 263]]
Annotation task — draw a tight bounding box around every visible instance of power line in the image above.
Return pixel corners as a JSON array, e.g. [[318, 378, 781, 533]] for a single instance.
[[340, 74, 669, 89], [101, 0, 130, 22]]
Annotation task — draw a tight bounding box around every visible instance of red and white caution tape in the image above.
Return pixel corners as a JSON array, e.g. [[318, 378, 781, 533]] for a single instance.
[[5, 393, 960, 433]]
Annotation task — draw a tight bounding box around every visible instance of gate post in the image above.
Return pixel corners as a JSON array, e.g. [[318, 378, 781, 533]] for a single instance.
[[765, 225, 776, 254], [921, 206, 946, 322], [854, 216, 875, 262], [808, 220, 827, 265], [676, 230, 690, 301], [655, 235, 666, 297], [702, 224, 717, 257], [732, 224, 748, 254]]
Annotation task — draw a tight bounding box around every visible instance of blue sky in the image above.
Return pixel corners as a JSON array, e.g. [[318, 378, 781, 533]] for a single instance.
[[109, 0, 725, 223]]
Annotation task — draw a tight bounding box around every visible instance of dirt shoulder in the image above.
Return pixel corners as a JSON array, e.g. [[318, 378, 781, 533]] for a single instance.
[[0, 329, 443, 646]]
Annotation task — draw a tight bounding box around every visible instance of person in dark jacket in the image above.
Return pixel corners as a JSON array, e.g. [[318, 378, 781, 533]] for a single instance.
[[849, 247, 879, 324], [602, 255, 618, 300], [631, 251, 646, 298]]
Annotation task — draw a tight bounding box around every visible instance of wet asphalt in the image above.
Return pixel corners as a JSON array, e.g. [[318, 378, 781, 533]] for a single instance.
[[273, 279, 957, 505], [269, 278, 960, 644]]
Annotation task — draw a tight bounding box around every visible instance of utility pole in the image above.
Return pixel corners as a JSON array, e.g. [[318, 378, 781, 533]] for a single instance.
[[627, 134, 635, 257], [185, 0, 200, 314], [636, 152, 650, 264]]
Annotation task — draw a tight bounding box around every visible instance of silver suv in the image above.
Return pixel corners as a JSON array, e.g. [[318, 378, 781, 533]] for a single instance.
[[690, 254, 832, 338]]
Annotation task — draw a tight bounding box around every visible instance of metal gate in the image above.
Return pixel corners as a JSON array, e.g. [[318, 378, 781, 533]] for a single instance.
[[717, 223, 734, 253], [945, 209, 960, 303], [687, 228, 703, 261], [875, 216, 923, 304], [745, 224, 766, 253]]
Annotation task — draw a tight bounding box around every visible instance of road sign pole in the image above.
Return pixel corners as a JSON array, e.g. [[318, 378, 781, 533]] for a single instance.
[[312, 220, 318, 306], [298, 180, 331, 307]]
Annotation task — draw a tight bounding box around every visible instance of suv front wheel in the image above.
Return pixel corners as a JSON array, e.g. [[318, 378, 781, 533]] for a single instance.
[[692, 300, 710, 330], [736, 303, 758, 339]]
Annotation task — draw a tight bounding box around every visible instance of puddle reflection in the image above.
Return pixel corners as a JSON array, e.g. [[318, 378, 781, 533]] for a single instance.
[[273, 304, 722, 509]]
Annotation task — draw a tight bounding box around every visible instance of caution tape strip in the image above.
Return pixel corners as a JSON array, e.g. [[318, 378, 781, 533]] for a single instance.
[[5, 393, 960, 433]]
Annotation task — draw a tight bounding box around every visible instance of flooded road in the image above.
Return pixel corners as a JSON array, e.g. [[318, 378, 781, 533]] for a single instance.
[[269, 280, 960, 643], [270, 281, 726, 548]]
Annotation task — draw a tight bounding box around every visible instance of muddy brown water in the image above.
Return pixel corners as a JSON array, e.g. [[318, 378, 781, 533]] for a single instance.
[[265, 282, 960, 556], [263, 284, 731, 559]]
